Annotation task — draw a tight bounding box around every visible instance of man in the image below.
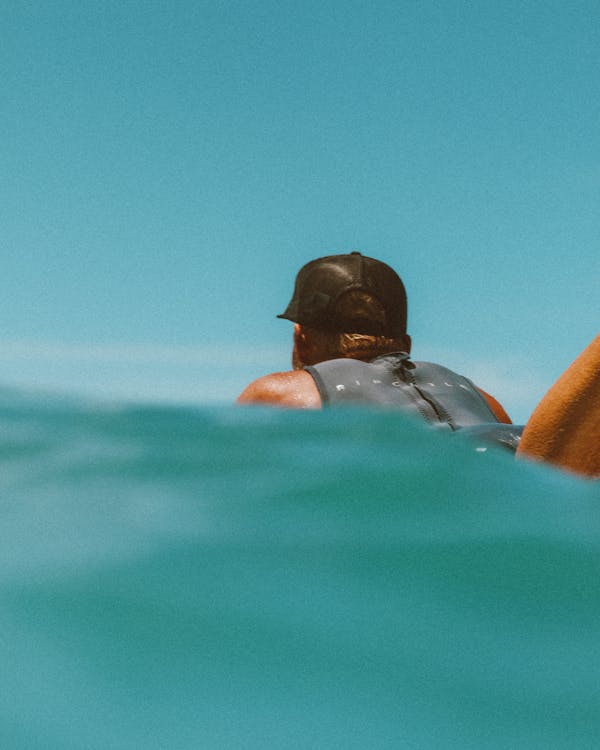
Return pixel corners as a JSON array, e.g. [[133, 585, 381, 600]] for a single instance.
[[238, 252, 516, 441]]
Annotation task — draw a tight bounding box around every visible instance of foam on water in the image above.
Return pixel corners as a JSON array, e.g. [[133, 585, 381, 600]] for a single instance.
[[0, 390, 599, 749]]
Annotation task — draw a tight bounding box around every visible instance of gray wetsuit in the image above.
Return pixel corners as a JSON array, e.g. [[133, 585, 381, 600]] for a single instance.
[[305, 353, 523, 451]]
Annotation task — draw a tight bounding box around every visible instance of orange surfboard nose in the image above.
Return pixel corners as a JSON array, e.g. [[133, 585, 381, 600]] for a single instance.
[[518, 335, 600, 479]]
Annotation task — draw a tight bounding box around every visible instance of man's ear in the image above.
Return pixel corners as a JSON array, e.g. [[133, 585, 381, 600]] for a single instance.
[[293, 323, 304, 350], [293, 324, 321, 368], [292, 324, 308, 369]]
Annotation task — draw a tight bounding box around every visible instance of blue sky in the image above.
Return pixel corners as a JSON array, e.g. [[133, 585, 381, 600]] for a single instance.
[[2, 1, 599, 422]]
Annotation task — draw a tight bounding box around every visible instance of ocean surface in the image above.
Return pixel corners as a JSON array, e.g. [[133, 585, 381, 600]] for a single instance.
[[1, 389, 599, 749]]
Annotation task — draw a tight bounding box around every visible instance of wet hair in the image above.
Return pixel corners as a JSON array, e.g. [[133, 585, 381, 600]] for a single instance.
[[319, 330, 405, 360]]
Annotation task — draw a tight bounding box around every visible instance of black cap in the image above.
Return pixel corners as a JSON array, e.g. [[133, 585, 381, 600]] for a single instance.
[[277, 252, 407, 338]]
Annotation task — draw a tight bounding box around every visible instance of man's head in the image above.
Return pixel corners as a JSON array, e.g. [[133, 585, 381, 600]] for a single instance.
[[278, 252, 411, 368]]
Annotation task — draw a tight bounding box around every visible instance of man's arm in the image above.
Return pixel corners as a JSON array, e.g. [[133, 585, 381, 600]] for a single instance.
[[477, 388, 512, 424], [237, 370, 322, 408]]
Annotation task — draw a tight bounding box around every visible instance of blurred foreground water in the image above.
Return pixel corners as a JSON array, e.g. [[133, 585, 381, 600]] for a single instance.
[[0, 389, 599, 749]]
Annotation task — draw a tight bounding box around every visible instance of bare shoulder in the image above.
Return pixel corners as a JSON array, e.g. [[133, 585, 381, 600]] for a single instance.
[[476, 387, 512, 424], [237, 369, 321, 408]]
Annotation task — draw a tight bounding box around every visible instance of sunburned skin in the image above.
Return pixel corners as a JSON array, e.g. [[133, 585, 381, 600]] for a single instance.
[[517, 335, 600, 479], [237, 370, 321, 409]]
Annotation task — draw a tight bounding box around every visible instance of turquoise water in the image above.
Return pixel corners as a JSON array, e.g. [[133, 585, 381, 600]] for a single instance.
[[1, 390, 599, 749]]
